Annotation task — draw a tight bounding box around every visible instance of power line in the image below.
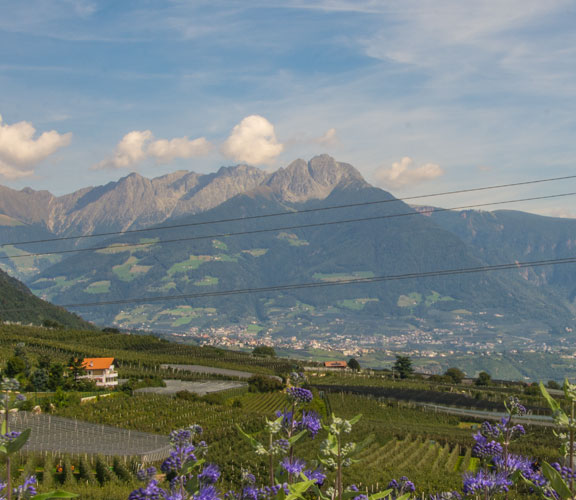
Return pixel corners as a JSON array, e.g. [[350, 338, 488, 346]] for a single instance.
[[5, 255, 575, 312], [2, 173, 576, 248], [1, 191, 575, 261]]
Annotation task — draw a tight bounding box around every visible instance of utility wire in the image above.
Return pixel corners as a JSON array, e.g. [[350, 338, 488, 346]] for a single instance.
[[2, 173, 576, 247], [4, 255, 575, 312], [1, 191, 575, 261]]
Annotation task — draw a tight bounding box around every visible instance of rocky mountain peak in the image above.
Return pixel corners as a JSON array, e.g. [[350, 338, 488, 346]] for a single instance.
[[265, 154, 367, 202], [0, 155, 369, 235]]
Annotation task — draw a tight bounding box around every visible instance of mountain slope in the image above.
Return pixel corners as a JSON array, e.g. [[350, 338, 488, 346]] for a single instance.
[[0, 268, 93, 329], [28, 180, 574, 336], [0, 155, 360, 237], [428, 209, 576, 306]]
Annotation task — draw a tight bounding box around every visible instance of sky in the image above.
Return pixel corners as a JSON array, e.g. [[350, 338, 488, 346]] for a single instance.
[[0, 0, 575, 217]]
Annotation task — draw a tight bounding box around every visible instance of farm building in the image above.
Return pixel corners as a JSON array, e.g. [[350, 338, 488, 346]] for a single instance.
[[324, 361, 348, 369], [79, 357, 119, 388]]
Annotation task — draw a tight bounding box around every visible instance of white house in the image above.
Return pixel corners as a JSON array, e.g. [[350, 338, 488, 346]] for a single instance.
[[80, 357, 118, 388]]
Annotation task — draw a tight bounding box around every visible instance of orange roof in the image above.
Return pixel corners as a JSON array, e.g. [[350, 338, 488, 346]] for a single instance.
[[324, 361, 347, 368], [82, 357, 115, 370]]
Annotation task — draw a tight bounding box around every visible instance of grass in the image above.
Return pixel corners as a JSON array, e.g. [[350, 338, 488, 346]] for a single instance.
[[212, 240, 228, 250], [242, 248, 269, 257], [112, 256, 152, 281], [84, 280, 111, 294], [194, 276, 219, 286], [167, 255, 210, 275], [338, 298, 378, 310], [313, 271, 374, 282], [277, 232, 309, 246]]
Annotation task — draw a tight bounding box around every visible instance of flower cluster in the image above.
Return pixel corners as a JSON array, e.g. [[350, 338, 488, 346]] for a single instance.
[[11, 476, 38, 500], [280, 458, 306, 476], [286, 387, 313, 404], [275, 409, 321, 438], [506, 396, 528, 417], [387, 476, 416, 497], [462, 470, 512, 495], [472, 432, 503, 459], [551, 462, 576, 482], [130, 425, 220, 500], [137, 467, 158, 482]]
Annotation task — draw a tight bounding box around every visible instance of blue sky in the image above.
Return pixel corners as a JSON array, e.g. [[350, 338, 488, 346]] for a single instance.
[[0, 0, 575, 216]]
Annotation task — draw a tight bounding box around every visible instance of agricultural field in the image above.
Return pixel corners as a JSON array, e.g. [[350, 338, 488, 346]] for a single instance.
[[0, 324, 294, 376]]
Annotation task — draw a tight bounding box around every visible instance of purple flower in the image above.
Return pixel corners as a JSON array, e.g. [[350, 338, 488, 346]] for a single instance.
[[463, 470, 512, 495], [12, 475, 37, 498], [493, 453, 532, 474], [194, 485, 220, 500], [281, 457, 306, 476], [286, 387, 313, 404], [304, 468, 326, 486], [551, 463, 576, 481], [387, 477, 415, 494], [299, 411, 321, 438], [241, 486, 258, 500], [507, 396, 528, 416], [353, 495, 368, 500], [472, 432, 503, 459], [161, 445, 196, 473], [275, 409, 296, 431], [129, 479, 163, 500], [137, 467, 157, 482], [199, 464, 221, 485], [241, 470, 256, 485]]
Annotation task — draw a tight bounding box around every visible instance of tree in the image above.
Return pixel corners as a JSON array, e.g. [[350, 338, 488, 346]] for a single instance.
[[48, 362, 66, 390], [393, 355, 413, 379], [475, 371, 492, 386], [347, 358, 361, 372], [69, 356, 85, 382], [4, 356, 26, 377], [252, 345, 276, 357], [31, 368, 50, 392], [444, 367, 465, 384]]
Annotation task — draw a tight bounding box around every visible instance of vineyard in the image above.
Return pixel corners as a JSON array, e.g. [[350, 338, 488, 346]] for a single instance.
[[10, 412, 171, 461], [0, 324, 296, 379]]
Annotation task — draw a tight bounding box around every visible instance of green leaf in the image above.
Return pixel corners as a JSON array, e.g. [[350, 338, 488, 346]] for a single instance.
[[542, 462, 573, 499], [395, 494, 411, 500], [34, 491, 79, 499], [236, 424, 265, 451], [285, 478, 317, 500], [1, 418, 6, 435], [6, 428, 30, 454], [349, 414, 362, 426], [288, 429, 307, 446], [540, 383, 564, 415], [369, 489, 393, 500], [354, 434, 375, 455]]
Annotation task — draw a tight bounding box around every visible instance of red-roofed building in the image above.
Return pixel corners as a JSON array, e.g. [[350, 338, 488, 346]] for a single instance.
[[324, 361, 348, 369], [80, 358, 118, 387]]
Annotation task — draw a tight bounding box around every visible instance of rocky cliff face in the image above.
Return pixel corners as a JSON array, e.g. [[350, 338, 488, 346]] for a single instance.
[[0, 155, 363, 236]]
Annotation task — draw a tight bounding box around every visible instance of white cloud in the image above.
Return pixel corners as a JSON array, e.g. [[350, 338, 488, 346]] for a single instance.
[[0, 114, 72, 179], [94, 130, 211, 169], [147, 136, 212, 164], [221, 115, 284, 165], [533, 207, 576, 219], [316, 128, 339, 147], [373, 157, 444, 189], [94, 130, 153, 169]]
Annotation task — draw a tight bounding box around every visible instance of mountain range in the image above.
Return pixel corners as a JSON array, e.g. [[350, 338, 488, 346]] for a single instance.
[[0, 155, 574, 341]]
